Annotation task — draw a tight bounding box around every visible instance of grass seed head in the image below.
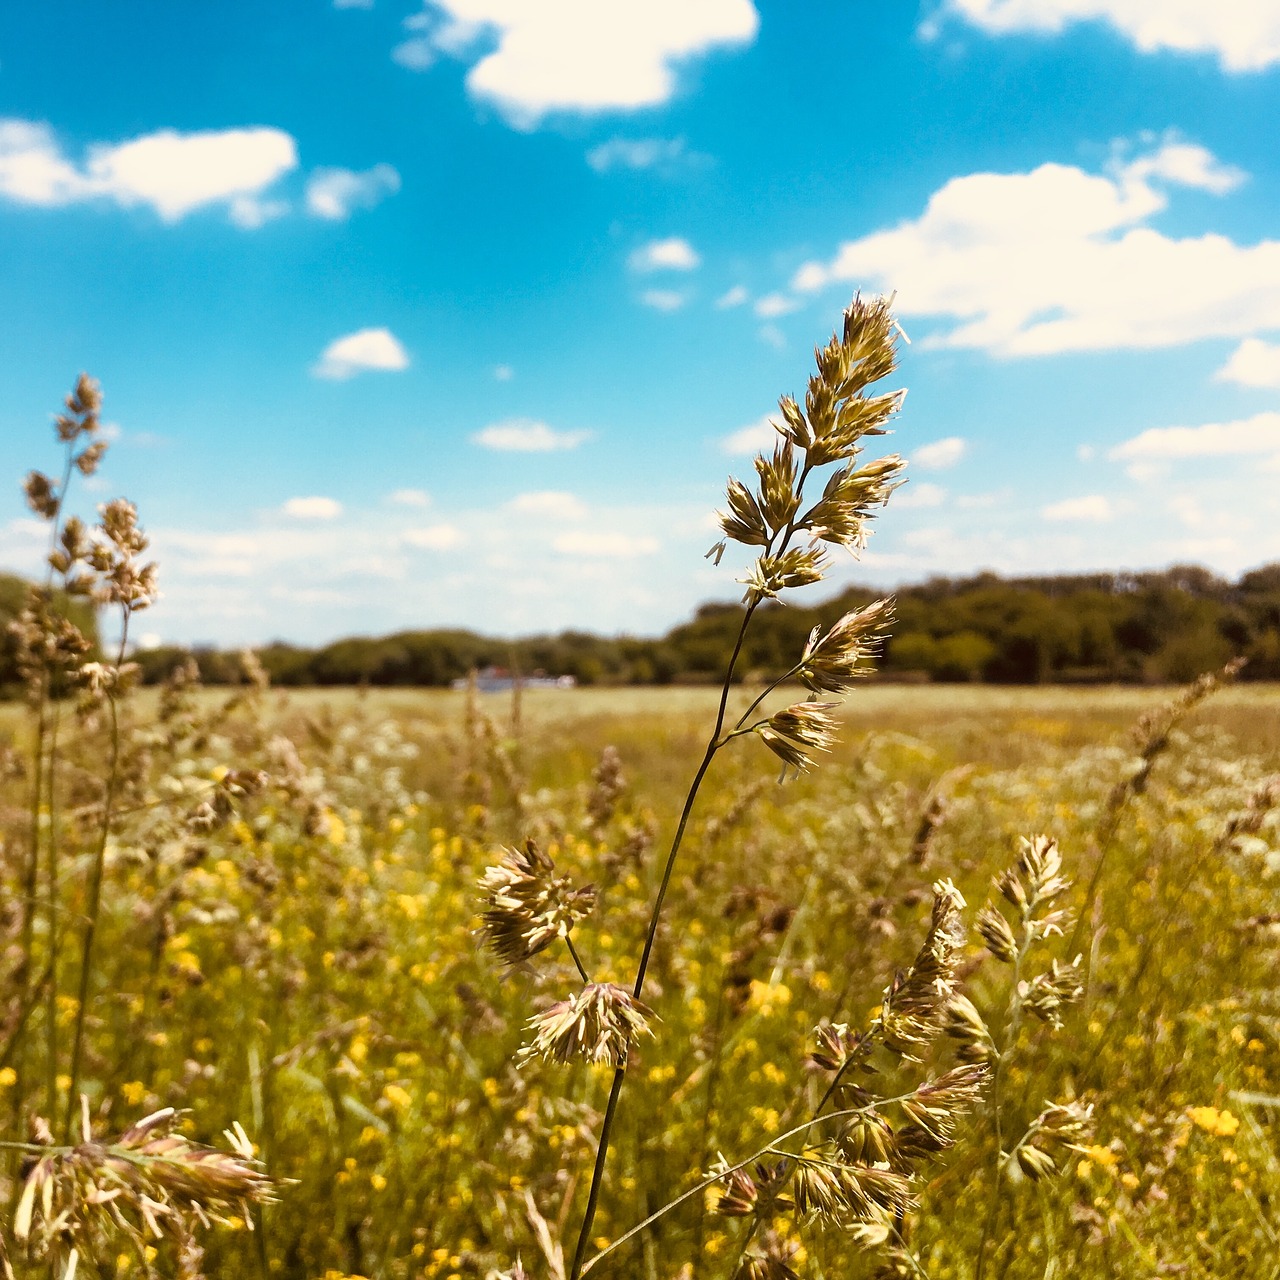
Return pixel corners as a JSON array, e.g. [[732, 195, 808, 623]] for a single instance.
[[518, 982, 653, 1067], [479, 839, 596, 967]]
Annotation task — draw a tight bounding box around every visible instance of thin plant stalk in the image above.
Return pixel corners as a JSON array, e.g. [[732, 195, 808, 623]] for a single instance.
[[567, 465, 818, 1279], [974, 914, 1032, 1280], [64, 609, 132, 1135]]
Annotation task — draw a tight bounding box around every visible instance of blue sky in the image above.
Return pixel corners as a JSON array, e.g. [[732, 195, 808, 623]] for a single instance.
[[2, 1, 1279, 647]]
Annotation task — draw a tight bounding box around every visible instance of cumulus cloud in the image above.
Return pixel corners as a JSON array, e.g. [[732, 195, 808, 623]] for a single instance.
[[912, 437, 968, 470], [790, 138, 1275, 358], [553, 530, 660, 557], [507, 490, 587, 518], [313, 328, 410, 379], [388, 488, 431, 506], [630, 236, 701, 271], [1216, 338, 1280, 389], [472, 419, 592, 451], [1042, 494, 1112, 521], [401, 524, 463, 549], [1109, 411, 1280, 460], [940, 0, 1280, 73], [640, 288, 687, 311], [392, 0, 759, 126], [283, 496, 344, 520], [0, 119, 297, 224], [305, 163, 400, 219]]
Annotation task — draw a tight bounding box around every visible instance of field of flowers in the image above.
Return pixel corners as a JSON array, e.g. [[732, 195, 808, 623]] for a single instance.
[[2, 674, 1279, 1279], [4, 307, 1279, 1279]]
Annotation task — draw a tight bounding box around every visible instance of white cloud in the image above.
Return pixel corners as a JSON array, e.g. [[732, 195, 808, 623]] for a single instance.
[[313, 327, 410, 379], [942, 0, 1280, 73], [335, 0, 374, 8], [716, 285, 749, 309], [912, 436, 968, 470], [586, 136, 700, 173], [283, 496, 344, 520], [401, 523, 463, 549], [1110, 411, 1280, 460], [1042, 494, 1112, 521], [895, 481, 948, 509], [305, 164, 400, 219], [791, 138, 1275, 358], [494, 364, 515, 381], [754, 292, 800, 318], [389, 488, 431, 506], [640, 288, 687, 311], [0, 119, 298, 223], [553, 530, 660, 557], [630, 236, 701, 271], [1216, 338, 1280, 389], [472, 418, 592, 451], [508, 490, 587, 519], [719, 416, 778, 454], [394, 0, 759, 126], [758, 324, 786, 350]]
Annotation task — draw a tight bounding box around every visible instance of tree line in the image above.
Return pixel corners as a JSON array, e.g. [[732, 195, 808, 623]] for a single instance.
[[3, 563, 1280, 692]]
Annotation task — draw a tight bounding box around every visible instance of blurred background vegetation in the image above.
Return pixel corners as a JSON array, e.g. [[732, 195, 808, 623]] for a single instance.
[[7, 563, 1278, 693]]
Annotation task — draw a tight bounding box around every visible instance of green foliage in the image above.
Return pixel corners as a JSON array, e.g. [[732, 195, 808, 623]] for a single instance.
[[105, 564, 1280, 692]]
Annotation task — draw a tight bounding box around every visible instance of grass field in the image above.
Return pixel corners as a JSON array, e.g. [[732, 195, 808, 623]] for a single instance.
[[3, 677, 1279, 1279]]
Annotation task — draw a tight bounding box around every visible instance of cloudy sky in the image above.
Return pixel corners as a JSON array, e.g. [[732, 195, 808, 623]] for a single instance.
[[2, 1, 1279, 647]]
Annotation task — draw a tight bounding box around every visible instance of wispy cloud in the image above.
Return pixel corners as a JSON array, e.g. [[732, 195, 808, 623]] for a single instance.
[[283, 496, 344, 520], [586, 136, 705, 173], [388, 488, 431, 507], [472, 419, 592, 451], [312, 328, 410, 379], [1042, 494, 1112, 522], [507, 491, 587, 519], [754, 293, 799, 318], [719, 415, 777, 455], [1110, 411, 1280, 460], [400, 524, 462, 549], [716, 285, 749, 309], [912, 437, 968, 470], [553, 530, 660, 557], [895, 481, 948, 509], [305, 164, 400, 219], [639, 288, 687, 312]]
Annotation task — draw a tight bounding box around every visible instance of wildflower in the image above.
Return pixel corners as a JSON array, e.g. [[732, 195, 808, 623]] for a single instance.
[[1189, 1106, 1239, 1137], [518, 983, 654, 1067], [479, 839, 596, 967]]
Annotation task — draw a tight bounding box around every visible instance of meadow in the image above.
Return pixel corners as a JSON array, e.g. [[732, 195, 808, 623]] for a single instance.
[[3, 674, 1279, 1279], [3, 304, 1279, 1280]]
